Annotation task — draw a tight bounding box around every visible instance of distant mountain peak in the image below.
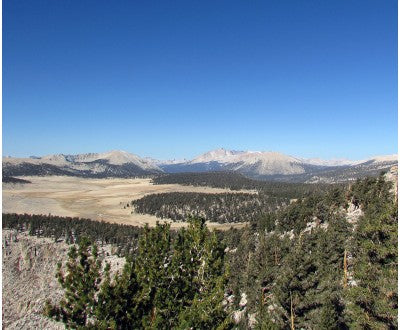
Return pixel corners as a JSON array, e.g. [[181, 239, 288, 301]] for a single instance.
[[158, 148, 398, 179], [3, 150, 162, 178]]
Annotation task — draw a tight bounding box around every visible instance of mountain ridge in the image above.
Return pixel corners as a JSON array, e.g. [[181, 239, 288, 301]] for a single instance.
[[3, 150, 162, 178], [3, 149, 397, 182], [158, 148, 397, 182]]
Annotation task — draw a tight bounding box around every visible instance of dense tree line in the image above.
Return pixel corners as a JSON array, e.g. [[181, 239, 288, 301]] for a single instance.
[[252, 186, 348, 233], [152, 171, 338, 198], [225, 215, 351, 328], [2, 176, 32, 184], [222, 174, 397, 328], [2, 213, 143, 256], [132, 183, 346, 225], [131, 192, 287, 223]]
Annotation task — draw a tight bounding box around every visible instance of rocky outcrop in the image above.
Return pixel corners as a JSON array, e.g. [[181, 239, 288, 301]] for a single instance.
[[384, 165, 398, 197], [2, 230, 66, 329], [2, 230, 125, 329]]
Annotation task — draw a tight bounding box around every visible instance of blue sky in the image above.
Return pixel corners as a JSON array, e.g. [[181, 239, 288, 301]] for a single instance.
[[3, 0, 397, 160]]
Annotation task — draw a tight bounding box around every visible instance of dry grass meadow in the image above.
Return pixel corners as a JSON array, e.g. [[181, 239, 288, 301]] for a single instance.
[[3, 176, 250, 229]]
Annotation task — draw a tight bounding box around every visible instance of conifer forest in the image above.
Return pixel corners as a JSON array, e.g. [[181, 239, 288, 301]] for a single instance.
[[3, 173, 397, 329]]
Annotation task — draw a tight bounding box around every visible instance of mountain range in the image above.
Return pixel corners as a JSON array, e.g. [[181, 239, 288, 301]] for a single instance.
[[158, 148, 397, 182], [3, 149, 397, 183], [3, 150, 162, 178]]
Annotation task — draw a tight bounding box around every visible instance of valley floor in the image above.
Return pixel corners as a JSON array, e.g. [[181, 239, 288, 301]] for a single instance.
[[2, 176, 250, 229]]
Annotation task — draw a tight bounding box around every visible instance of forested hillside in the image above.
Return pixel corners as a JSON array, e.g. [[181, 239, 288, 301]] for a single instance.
[[3, 161, 160, 178], [223, 174, 397, 328], [2, 174, 397, 328]]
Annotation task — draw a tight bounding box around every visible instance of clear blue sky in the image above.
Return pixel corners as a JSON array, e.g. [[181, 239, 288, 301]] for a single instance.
[[3, 0, 397, 160]]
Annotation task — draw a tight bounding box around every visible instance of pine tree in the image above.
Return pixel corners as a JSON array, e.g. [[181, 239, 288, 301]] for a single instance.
[[176, 219, 232, 329], [95, 257, 143, 329], [133, 222, 173, 328], [312, 215, 350, 329], [45, 237, 102, 329]]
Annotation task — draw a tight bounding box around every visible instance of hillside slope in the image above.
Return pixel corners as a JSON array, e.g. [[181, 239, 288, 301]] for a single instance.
[[2, 230, 125, 329]]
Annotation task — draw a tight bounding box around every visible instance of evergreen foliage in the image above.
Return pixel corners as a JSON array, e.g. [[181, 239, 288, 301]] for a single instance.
[[346, 176, 398, 329], [134, 176, 345, 226], [3, 173, 396, 328], [45, 237, 102, 328], [132, 191, 286, 223], [222, 174, 397, 328], [153, 171, 338, 197], [2, 213, 142, 256], [45, 219, 232, 329]]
